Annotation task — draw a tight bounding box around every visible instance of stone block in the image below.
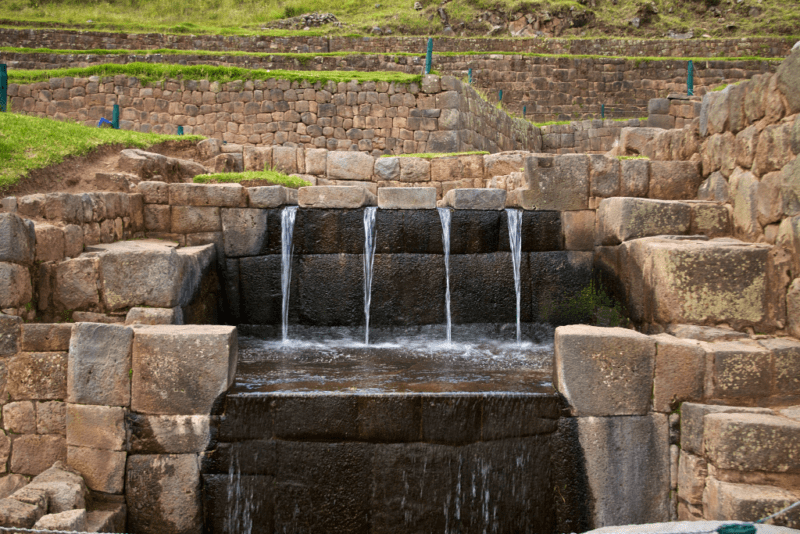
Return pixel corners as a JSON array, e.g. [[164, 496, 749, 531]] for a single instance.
[[620, 127, 661, 155], [0, 315, 21, 357], [483, 151, 527, 179], [782, 156, 800, 217], [67, 446, 125, 494], [596, 198, 692, 246], [62, 225, 83, 259], [690, 202, 731, 238], [128, 414, 211, 453], [441, 188, 506, 210], [649, 161, 702, 200], [125, 307, 183, 326], [648, 114, 676, 130], [44, 193, 83, 224], [34, 225, 65, 263], [131, 325, 237, 415], [760, 337, 800, 395], [574, 414, 670, 527], [169, 183, 244, 208], [677, 450, 707, 506], [0, 263, 32, 309], [8, 352, 67, 401], [648, 98, 671, 115], [54, 257, 99, 310], [704, 340, 772, 399], [33, 509, 86, 531], [298, 186, 376, 209], [729, 166, 763, 240], [624, 237, 775, 331], [197, 138, 222, 160], [398, 157, 430, 183], [524, 154, 589, 211], [243, 146, 272, 172], [20, 324, 72, 352], [680, 403, 773, 455], [0, 475, 28, 499], [3, 401, 35, 434], [272, 146, 298, 174], [789, 278, 800, 339], [144, 204, 171, 232], [170, 206, 221, 233], [753, 123, 795, 178], [589, 155, 620, 198], [704, 477, 798, 526], [137, 181, 170, 204], [248, 185, 293, 208], [554, 325, 656, 416], [651, 334, 705, 413], [67, 323, 132, 407], [0, 214, 36, 266], [86, 508, 126, 534], [24, 461, 86, 513], [427, 131, 459, 152], [221, 208, 268, 257], [37, 401, 66, 435], [377, 187, 436, 209], [10, 435, 66, 476], [126, 454, 202, 534], [304, 148, 326, 176], [327, 151, 374, 181], [561, 210, 595, 251], [0, 498, 43, 528], [66, 404, 126, 451], [374, 157, 400, 181], [705, 412, 800, 473], [776, 48, 800, 114]]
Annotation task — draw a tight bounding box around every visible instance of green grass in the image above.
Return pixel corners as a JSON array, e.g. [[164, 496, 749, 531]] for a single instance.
[[617, 155, 649, 160], [193, 170, 310, 188], [380, 151, 489, 159], [0, 113, 201, 189], [8, 62, 423, 86]]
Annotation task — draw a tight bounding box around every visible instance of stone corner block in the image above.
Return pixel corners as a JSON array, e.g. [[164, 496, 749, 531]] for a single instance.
[[67, 322, 133, 407], [443, 188, 506, 210], [298, 186, 377, 209], [377, 187, 436, 209]]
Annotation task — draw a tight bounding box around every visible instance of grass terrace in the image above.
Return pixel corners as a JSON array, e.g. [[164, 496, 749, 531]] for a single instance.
[[0, 113, 201, 189], [193, 170, 311, 188]]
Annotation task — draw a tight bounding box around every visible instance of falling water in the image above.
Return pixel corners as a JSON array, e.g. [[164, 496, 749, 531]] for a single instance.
[[281, 206, 298, 343], [506, 209, 523, 344], [437, 207, 453, 345], [224, 452, 255, 534], [363, 207, 378, 345]]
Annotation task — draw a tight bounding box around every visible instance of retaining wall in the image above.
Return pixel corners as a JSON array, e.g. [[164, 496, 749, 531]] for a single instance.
[[7, 74, 541, 155]]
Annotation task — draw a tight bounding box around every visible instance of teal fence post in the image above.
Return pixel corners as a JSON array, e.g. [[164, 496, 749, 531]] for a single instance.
[[498, 89, 503, 102], [523, 105, 526, 117], [177, 125, 184, 135], [687, 60, 694, 96], [468, 68, 472, 84], [601, 104, 605, 119], [424, 38, 433, 75], [0, 64, 7, 113], [112, 104, 120, 129]]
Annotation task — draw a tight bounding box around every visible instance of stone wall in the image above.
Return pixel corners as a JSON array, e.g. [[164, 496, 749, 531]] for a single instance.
[[0, 49, 778, 119], [0, 28, 792, 57], [7, 74, 541, 155], [539, 118, 646, 154]]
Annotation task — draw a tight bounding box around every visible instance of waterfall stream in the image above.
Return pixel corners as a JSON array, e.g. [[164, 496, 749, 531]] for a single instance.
[[506, 209, 523, 344], [438, 207, 453, 345], [363, 207, 377, 345], [281, 206, 298, 343]]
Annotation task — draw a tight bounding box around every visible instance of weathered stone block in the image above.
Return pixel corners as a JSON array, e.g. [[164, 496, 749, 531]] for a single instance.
[[705, 412, 800, 473], [561, 210, 595, 251], [8, 352, 67, 401], [554, 325, 656, 416], [677, 450, 707, 506], [681, 403, 773, 455], [34, 225, 65, 263], [377, 187, 436, 209], [67, 323, 132, 407], [0, 498, 43, 528], [221, 208, 268, 257], [704, 340, 772, 399], [442, 188, 506, 210], [776, 48, 800, 114], [327, 151, 374, 181], [753, 122, 795, 177], [620, 159, 650, 197], [690, 202, 731, 238], [374, 157, 400, 181], [24, 461, 86, 513], [272, 146, 299, 174], [126, 454, 202, 534], [704, 477, 798, 525], [0, 315, 22, 357], [33, 509, 86, 531], [398, 157, 430, 183], [37, 401, 66, 435], [67, 446, 125, 494], [524, 154, 589, 210], [54, 257, 99, 310], [596, 198, 692, 246], [0, 214, 36, 266], [137, 181, 170, 204], [760, 337, 800, 395], [66, 404, 126, 451], [248, 185, 294, 208], [170, 206, 221, 233], [0, 263, 32, 309], [144, 204, 171, 232], [131, 325, 237, 415], [303, 148, 326, 176], [298, 186, 376, 209], [10, 435, 66, 476], [20, 324, 72, 352], [3, 401, 35, 434], [44, 193, 83, 224], [243, 146, 272, 172], [574, 414, 670, 526], [589, 155, 620, 197], [652, 334, 705, 413], [169, 183, 244, 208], [125, 307, 183, 326], [128, 414, 211, 453], [649, 161, 702, 200], [0, 475, 28, 499], [483, 151, 527, 180]]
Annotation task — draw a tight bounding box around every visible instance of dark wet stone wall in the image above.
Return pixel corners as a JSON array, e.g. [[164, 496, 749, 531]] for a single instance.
[[228, 208, 592, 327]]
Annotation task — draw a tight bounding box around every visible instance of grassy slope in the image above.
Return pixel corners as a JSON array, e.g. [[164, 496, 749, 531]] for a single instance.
[[194, 171, 311, 188], [0, 113, 201, 189], [1, 0, 798, 39]]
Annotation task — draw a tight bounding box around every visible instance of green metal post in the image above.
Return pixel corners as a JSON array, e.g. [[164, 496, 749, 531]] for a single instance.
[[523, 105, 526, 117], [112, 104, 120, 129], [498, 89, 503, 102], [177, 125, 184, 135], [0, 64, 7, 113], [687, 60, 694, 96], [424, 38, 433, 75], [468, 68, 472, 84], [601, 104, 605, 119]]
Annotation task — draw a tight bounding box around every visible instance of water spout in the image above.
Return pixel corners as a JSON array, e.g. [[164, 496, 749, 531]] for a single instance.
[[281, 206, 298, 343], [363, 207, 377, 345], [437, 207, 452, 345], [506, 209, 523, 344]]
